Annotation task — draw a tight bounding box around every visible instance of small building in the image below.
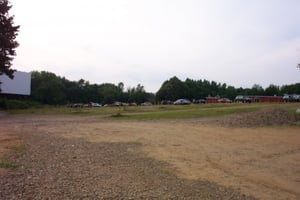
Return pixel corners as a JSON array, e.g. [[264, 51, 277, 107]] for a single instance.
[[255, 96, 283, 103], [235, 95, 283, 103], [206, 97, 219, 103]]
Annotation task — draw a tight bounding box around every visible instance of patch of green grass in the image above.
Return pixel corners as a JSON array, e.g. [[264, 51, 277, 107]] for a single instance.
[[6, 103, 300, 120], [0, 159, 19, 170], [116, 105, 260, 120]]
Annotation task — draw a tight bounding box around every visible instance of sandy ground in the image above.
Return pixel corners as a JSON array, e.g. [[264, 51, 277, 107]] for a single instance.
[[60, 120, 300, 200], [1, 112, 300, 199]]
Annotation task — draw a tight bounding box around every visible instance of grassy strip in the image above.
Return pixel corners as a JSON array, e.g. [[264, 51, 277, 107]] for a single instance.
[[7, 103, 300, 120], [0, 159, 19, 170], [114, 105, 260, 120]]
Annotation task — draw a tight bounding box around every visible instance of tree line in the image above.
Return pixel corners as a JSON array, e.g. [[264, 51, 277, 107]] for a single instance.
[[156, 76, 300, 102], [29, 71, 300, 105], [30, 71, 154, 105]]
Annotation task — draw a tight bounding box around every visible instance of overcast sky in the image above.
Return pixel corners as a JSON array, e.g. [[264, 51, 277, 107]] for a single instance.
[[10, 0, 300, 92]]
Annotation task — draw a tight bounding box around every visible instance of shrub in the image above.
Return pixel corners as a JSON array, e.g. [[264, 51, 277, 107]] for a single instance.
[[0, 99, 42, 110]]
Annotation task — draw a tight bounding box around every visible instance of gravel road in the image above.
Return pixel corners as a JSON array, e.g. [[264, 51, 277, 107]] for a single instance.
[[0, 126, 256, 199]]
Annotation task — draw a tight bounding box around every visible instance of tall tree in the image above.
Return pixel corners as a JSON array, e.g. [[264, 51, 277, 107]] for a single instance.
[[31, 71, 67, 105], [156, 76, 187, 101], [127, 84, 148, 103], [265, 84, 280, 96], [0, 0, 19, 78]]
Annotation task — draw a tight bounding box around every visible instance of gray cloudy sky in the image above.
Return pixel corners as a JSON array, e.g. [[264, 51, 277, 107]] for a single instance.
[[10, 0, 300, 92]]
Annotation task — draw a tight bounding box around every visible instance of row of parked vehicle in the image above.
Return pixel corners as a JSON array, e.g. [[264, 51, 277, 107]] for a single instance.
[[162, 98, 233, 105], [283, 94, 300, 102], [67, 94, 300, 108], [161, 99, 193, 105], [67, 101, 153, 108]]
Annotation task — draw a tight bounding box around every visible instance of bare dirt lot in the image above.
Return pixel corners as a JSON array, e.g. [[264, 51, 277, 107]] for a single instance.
[[0, 109, 299, 199]]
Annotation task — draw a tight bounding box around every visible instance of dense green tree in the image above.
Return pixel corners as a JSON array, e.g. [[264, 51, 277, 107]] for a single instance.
[[62, 78, 82, 103], [127, 84, 148, 104], [157, 77, 237, 101], [156, 76, 187, 101], [184, 78, 201, 100], [225, 86, 237, 100], [265, 84, 280, 96], [118, 82, 124, 92], [250, 84, 264, 96], [281, 83, 300, 94], [31, 71, 66, 104], [0, 0, 19, 78], [99, 83, 122, 104]]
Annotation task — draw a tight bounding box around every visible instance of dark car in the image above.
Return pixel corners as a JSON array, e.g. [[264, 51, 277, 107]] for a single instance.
[[193, 99, 206, 104], [161, 100, 173, 105]]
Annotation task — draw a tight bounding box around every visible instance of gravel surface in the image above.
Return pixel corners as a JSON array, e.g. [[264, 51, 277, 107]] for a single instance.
[[206, 108, 300, 127], [2, 107, 297, 199], [0, 130, 256, 199]]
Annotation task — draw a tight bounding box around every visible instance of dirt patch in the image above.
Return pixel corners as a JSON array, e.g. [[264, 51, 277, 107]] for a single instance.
[[0, 111, 299, 199], [60, 120, 300, 200], [205, 108, 300, 127], [0, 123, 254, 199]]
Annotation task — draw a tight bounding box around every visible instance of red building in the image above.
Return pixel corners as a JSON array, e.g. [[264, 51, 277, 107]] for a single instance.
[[206, 95, 284, 104], [248, 96, 283, 103], [206, 97, 219, 103]]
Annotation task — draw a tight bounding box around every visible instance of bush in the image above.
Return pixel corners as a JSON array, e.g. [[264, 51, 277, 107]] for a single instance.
[[0, 98, 8, 109], [0, 99, 42, 110]]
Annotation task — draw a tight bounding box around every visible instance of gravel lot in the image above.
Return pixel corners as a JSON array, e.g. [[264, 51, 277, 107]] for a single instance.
[[0, 123, 255, 199], [1, 108, 299, 199]]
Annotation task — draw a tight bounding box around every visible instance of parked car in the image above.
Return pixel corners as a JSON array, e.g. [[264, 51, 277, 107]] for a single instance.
[[235, 95, 244, 102], [89, 102, 101, 107], [173, 99, 191, 105], [161, 100, 173, 105], [67, 103, 84, 108], [111, 101, 122, 106], [284, 94, 300, 102], [193, 99, 206, 104], [141, 102, 153, 106], [293, 94, 300, 102], [283, 94, 292, 102], [217, 98, 232, 103], [235, 95, 251, 103]]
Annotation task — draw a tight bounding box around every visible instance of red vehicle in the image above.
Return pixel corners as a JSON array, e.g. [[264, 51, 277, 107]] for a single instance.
[[217, 98, 232, 103]]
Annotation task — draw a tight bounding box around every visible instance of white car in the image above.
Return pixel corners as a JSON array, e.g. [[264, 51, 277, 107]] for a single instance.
[[90, 102, 102, 107], [173, 99, 191, 105]]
